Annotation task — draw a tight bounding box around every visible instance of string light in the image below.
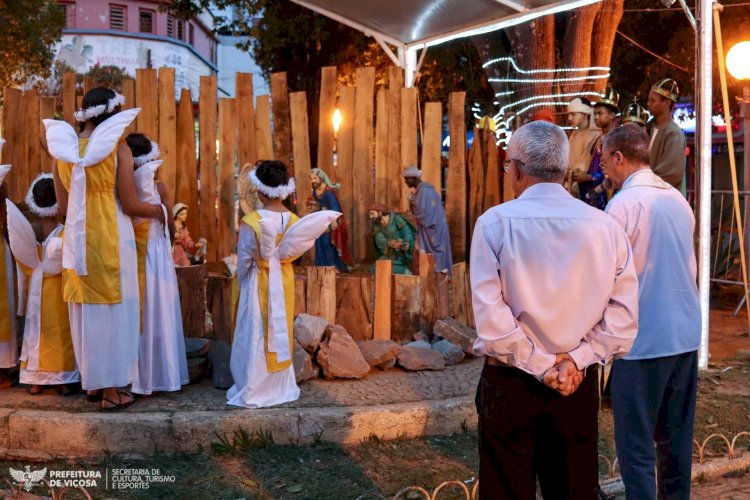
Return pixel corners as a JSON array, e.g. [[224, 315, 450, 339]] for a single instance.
[[493, 90, 601, 118], [482, 56, 609, 74], [488, 73, 610, 83]]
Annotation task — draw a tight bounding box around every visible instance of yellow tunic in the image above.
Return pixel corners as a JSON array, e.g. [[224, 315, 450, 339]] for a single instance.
[[17, 256, 76, 372], [242, 211, 299, 372], [0, 238, 12, 342], [57, 139, 122, 304]]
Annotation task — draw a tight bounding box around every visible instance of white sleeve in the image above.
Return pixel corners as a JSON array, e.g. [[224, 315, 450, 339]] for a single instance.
[[236, 224, 257, 282]]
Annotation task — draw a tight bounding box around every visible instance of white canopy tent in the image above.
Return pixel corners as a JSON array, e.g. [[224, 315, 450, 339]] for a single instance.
[[291, 0, 715, 369]]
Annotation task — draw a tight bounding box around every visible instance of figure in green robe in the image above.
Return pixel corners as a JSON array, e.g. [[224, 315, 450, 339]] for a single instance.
[[368, 203, 415, 275]]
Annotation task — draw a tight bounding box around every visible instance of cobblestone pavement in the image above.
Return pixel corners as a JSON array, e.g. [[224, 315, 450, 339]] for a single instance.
[[692, 472, 750, 499], [0, 358, 483, 413]]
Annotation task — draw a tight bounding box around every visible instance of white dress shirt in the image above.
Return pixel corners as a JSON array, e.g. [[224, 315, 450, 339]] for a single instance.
[[605, 169, 701, 359], [470, 182, 639, 378]]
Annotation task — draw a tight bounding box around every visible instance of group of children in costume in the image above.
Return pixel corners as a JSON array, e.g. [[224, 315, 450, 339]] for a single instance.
[[0, 87, 340, 410]]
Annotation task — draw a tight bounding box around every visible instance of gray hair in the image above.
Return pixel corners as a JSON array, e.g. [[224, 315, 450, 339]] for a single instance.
[[507, 121, 569, 180], [601, 125, 650, 166]]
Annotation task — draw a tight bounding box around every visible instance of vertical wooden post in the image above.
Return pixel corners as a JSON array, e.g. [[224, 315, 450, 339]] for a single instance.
[[451, 262, 469, 325], [121, 77, 137, 136], [373, 259, 392, 340], [337, 86, 355, 259], [83, 76, 95, 95], [39, 97, 55, 172], [374, 89, 389, 205], [24, 90, 42, 189], [270, 72, 293, 170], [218, 98, 236, 260], [157, 67, 177, 197], [392, 274, 422, 343], [306, 267, 336, 323], [254, 95, 273, 161], [2, 88, 21, 198], [235, 73, 256, 169], [62, 73, 77, 127], [467, 126, 484, 243], [418, 253, 437, 333], [176, 89, 199, 235], [135, 68, 159, 139], [483, 127, 500, 211], [436, 271, 451, 319], [400, 87, 418, 212], [386, 67, 403, 211], [422, 102, 442, 193], [294, 274, 307, 317], [447, 92, 467, 262], [352, 67, 375, 261], [198, 75, 218, 262], [289, 91, 312, 215], [317, 66, 337, 177], [336, 275, 373, 341]]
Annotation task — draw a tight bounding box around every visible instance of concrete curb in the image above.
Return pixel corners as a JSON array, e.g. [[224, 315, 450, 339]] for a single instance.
[[0, 396, 477, 461]]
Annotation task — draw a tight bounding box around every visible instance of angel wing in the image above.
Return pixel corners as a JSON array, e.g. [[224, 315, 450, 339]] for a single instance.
[[133, 159, 162, 202], [5, 200, 40, 271], [277, 210, 341, 260], [0, 164, 11, 186]]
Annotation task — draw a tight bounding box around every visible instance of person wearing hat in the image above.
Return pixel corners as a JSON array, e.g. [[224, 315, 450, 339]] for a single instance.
[[565, 98, 601, 196], [309, 168, 351, 272], [575, 88, 620, 209], [647, 78, 687, 193], [403, 165, 453, 276], [368, 203, 416, 275], [623, 100, 648, 128], [172, 203, 205, 267]]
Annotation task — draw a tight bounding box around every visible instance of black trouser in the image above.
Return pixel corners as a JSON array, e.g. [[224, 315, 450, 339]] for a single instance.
[[475, 363, 599, 500], [611, 350, 698, 500]]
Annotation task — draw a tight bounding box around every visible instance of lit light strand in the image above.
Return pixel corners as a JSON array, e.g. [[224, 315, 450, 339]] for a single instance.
[[482, 56, 610, 74], [493, 90, 601, 119], [488, 73, 610, 83]]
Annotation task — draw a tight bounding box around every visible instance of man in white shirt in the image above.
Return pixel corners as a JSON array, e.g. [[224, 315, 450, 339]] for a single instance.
[[470, 121, 639, 499], [602, 125, 701, 500]]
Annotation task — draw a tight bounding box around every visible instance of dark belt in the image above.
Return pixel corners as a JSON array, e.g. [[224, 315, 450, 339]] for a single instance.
[[485, 357, 507, 367]]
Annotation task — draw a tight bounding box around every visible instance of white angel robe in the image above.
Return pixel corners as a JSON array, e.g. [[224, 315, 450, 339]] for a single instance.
[[43, 110, 141, 390], [7, 201, 80, 385], [131, 160, 188, 394], [0, 164, 17, 369], [227, 209, 341, 408]]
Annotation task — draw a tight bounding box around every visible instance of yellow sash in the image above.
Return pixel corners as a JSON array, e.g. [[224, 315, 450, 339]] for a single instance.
[[0, 238, 11, 342]]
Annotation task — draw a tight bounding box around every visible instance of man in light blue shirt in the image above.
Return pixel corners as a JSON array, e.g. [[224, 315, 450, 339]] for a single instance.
[[602, 125, 701, 500]]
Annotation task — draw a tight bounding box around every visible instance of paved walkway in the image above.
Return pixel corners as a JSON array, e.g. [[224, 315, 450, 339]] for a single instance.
[[0, 358, 483, 413]]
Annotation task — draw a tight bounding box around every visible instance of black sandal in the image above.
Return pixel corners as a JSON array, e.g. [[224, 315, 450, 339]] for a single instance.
[[100, 390, 136, 412]]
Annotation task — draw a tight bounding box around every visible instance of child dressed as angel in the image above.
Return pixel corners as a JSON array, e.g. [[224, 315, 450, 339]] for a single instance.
[[227, 160, 340, 408]]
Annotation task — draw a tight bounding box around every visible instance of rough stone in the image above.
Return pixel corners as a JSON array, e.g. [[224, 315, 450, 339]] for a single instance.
[[431, 335, 444, 346], [357, 340, 399, 370], [433, 318, 478, 355], [413, 331, 430, 343], [209, 340, 233, 389], [406, 340, 432, 350], [293, 314, 329, 353], [432, 339, 466, 366], [187, 357, 208, 384], [184, 338, 210, 358], [397, 346, 445, 371], [316, 325, 370, 379], [293, 340, 318, 383]]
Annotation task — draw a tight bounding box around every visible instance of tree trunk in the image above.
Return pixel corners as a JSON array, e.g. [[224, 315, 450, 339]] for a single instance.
[[590, 0, 625, 92], [563, 3, 604, 94], [506, 16, 556, 104]]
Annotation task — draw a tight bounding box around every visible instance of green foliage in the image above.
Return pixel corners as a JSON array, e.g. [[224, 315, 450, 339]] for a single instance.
[[0, 0, 65, 92], [81, 64, 128, 91], [211, 426, 276, 455]]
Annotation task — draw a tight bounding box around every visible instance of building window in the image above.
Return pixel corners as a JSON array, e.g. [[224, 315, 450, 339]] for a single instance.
[[176, 19, 184, 41], [109, 4, 126, 30], [167, 15, 174, 38], [189, 23, 195, 46], [57, 2, 76, 28], [139, 9, 154, 33]]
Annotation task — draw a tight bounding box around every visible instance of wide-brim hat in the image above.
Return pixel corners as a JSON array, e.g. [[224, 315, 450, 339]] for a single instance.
[[650, 78, 680, 102]]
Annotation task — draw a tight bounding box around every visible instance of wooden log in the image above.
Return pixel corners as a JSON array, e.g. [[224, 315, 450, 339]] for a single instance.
[[198, 75, 218, 261], [386, 67, 402, 211], [391, 274, 421, 343], [217, 98, 236, 260], [317, 66, 337, 177], [135, 68, 158, 139], [39, 97, 55, 172], [176, 88, 200, 235], [400, 87, 418, 212], [467, 126, 484, 243], [483, 126, 500, 211], [421, 102, 442, 193], [374, 89, 389, 205], [465, 266, 475, 328], [337, 86, 355, 260], [418, 253, 437, 333], [2, 88, 22, 200], [158, 67, 177, 196], [436, 270, 451, 319], [352, 67, 375, 261], [289, 91, 312, 215], [451, 262, 469, 325], [62, 73, 77, 126], [294, 273, 307, 317], [121, 77, 137, 136], [235, 73, 256, 169], [254, 95, 273, 160], [175, 265, 207, 338], [373, 259, 392, 340], [83, 76, 95, 95], [270, 72, 293, 170], [24, 89, 42, 190], [447, 92, 467, 262], [207, 270, 233, 342], [336, 275, 373, 341], [305, 266, 336, 323]]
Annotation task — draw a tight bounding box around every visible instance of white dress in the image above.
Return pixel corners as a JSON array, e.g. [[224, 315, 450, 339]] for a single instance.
[[6, 202, 80, 385], [227, 209, 340, 408], [131, 160, 189, 394], [44, 110, 141, 390], [0, 164, 17, 369]]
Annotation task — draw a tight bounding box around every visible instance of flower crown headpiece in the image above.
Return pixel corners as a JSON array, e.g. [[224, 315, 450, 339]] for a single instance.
[[25, 173, 58, 218], [73, 93, 126, 122], [248, 168, 296, 200], [133, 141, 160, 167]]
